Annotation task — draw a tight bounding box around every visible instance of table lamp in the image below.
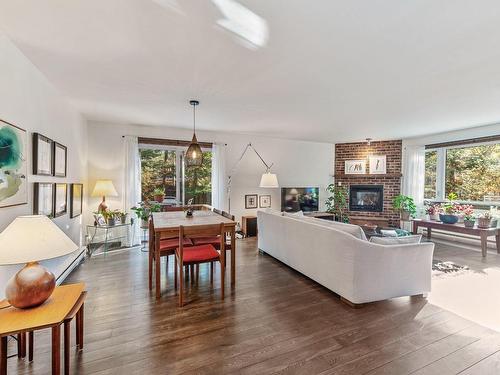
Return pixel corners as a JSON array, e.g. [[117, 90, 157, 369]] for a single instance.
[[0, 215, 78, 309], [91, 179, 118, 213]]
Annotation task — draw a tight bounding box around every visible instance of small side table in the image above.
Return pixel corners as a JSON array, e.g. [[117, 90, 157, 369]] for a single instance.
[[86, 222, 133, 257], [0, 283, 86, 375], [140, 225, 149, 252]]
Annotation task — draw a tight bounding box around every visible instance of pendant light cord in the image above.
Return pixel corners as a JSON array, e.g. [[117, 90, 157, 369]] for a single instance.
[[193, 103, 196, 134]]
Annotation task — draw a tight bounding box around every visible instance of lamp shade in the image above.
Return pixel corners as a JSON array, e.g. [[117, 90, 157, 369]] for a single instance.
[[185, 134, 203, 167], [259, 172, 279, 188], [0, 215, 78, 265], [91, 180, 118, 197]]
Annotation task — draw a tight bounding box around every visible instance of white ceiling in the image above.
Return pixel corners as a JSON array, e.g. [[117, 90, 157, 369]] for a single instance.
[[1, 0, 500, 143]]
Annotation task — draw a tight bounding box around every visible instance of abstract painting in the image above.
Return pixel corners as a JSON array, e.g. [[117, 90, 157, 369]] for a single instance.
[[0, 119, 27, 208]]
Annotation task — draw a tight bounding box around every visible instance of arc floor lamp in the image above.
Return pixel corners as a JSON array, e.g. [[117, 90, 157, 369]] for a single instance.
[[227, 143, 279, 213]]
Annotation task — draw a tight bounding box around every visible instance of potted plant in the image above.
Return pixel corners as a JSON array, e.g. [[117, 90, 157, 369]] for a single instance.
[[439, 193, 459, 224], [462, 205, 475, 228], [102, 210, 116, 226], [426, 204, 441, 221], [477, 212, 495, 228], [325, 183, 349, 223], [392, 194, 416, 221], [153, 187, 165, 203], [131, 201, 161, 227]]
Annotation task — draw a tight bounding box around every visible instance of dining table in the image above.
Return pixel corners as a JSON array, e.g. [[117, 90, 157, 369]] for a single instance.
[[151, 210, 237, 299]]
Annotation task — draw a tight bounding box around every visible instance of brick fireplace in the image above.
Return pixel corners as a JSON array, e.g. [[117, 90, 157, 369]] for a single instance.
[[334, 140, 402, 226]]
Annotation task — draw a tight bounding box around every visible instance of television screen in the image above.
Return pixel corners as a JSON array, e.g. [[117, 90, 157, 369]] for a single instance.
[[281, 187, 319, 212]]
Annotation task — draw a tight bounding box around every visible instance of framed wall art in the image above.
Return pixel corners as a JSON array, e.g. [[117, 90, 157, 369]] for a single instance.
[[70, 183, 83, 218], [259, 195, 271, 208], [54, 183, 68, 217], [33, 133, 53, 176], [344, 159, 366, 174], [369, 155, 387, 174], [245, 194, 258, 209], [33, 182, 54, 216], [0, 119, 27, 208], [53, 142, 67, 177]]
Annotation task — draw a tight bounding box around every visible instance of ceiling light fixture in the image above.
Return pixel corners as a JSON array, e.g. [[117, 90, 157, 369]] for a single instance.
[[185, 100, 203, 167], [366, 138, 372, 146]]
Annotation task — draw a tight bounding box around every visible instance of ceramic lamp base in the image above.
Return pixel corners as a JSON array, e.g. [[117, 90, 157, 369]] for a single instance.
[[5, 262, 55, 309]]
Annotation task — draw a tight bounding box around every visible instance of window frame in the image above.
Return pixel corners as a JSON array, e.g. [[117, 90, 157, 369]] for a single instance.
[[425, 140, 500, 206]]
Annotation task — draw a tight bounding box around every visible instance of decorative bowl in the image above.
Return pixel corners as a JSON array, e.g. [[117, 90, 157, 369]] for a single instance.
[[439, 214, 459, 224]]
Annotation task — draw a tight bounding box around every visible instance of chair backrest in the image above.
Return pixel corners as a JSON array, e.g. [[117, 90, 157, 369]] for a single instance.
[[213, 208, 222, 215], [178, 223, 225, 262], [164, 206, 184, 212], [222, 211, 235, 221]]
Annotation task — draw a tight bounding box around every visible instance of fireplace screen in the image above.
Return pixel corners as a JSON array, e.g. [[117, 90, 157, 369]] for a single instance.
[[349, 185, 383, 212]]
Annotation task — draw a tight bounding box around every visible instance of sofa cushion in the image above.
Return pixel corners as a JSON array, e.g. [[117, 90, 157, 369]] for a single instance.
[[283, 211, 304, 217], [300, 217, 368, 241], [369, 234, 422, 245]]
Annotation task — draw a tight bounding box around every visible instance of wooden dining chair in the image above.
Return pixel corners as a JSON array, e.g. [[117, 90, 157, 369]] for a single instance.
[[149, 217, 193, 293], [175, 223, 225, 307]]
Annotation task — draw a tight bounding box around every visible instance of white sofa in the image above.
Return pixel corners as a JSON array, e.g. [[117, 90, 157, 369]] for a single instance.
[[257, 210, 434, 305]]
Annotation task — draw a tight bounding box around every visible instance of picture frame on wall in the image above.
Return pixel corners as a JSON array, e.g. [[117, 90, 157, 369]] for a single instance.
[[245, 194, 258, 209], [54, 183, 68, 217], [70, 183, 83, 218], [33, 133, 53, 175], [33, 182, 54, 217], [53, 142, 67, 177], [259, 195, 271, 208], [344, 159, 366, 174], [0, 119, 28, 208], [369, 155, 387, 174]]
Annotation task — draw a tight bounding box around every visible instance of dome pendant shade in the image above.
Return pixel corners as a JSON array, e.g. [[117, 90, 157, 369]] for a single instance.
[[259, 171, 279, 188], [185, 99, 203, 167], [185, 133, 203, 167]]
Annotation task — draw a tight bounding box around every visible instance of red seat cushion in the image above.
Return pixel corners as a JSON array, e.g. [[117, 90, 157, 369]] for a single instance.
[[181, 244, 220, 263], [192, 236, 221, 246], [160, 237, 192, 251]]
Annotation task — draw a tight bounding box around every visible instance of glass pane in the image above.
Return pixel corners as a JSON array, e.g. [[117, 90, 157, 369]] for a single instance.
[[424, 150, 437, 199], [445, 143, 500, 202], [183, 151, 212, 205], [140, 149, 176, 202]]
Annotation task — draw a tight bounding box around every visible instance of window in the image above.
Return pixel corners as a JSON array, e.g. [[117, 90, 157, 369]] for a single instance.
[[424, 142, 500, 203], [140, 146, 212, 205]]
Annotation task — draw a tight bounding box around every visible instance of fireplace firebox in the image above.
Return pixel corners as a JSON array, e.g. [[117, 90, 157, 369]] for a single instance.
[[349, 185, 383, 212]]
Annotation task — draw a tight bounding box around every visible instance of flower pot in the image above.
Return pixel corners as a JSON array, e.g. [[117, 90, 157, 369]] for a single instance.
[[456, 214, 464, 223], [107, 217, 116, 226], [439, 214, 458, 224], [429, 214, 440, 221], [141, 219, 148, 228], [477, 217, 496, 228], [464, 219, 475, 228], [400, 211, 411, 221], [154, 195, 164, 203]]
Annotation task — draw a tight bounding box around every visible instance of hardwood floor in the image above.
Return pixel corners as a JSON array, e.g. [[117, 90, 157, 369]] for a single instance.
[[6, 238, 500, 374]]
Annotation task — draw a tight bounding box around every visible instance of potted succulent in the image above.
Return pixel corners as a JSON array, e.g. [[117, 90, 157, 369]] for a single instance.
[[131, 201, 161, 227], [325, 183, 349, 223], [102, 210, 117, 226], [426, 204, 441, 221], [477, 212, 495, 229], [392, 194, 417, 221], [153, 187, 165, 203], [463, 205, 475, 228]]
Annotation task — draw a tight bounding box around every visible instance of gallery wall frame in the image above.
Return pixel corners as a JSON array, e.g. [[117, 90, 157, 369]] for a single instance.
[[70, 183, 83, 218], [33, 133, 53, 176], [54, 183, 68, 217], [33, 182, 54, 217], [53, 141, 67, 177]]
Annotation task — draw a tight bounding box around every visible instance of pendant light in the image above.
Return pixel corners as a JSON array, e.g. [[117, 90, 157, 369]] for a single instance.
[[185, 100, 203, 167]]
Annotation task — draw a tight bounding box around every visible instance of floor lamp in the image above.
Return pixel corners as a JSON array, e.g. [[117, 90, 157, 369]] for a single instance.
[[227, 143, 279, 213]]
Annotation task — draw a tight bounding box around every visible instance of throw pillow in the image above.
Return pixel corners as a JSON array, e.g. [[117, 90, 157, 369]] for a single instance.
[[369, 234, 422, 245]]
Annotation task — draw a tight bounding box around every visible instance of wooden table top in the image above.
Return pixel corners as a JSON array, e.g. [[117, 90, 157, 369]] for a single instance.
[[152, 210, 236, 232], [0, 283, 85, 336], [413, 219, 499, 234]]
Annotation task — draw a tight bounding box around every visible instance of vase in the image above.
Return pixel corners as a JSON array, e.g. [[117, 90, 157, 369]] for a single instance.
[[464, 219, 475, 228], [400, 211, 411, 221], [430, 214, 440, 221], [439, 214, 458, 224], [107, 218, 116, 226], [456, 214, 465, 223], [477, 217, 494, 228], [141, 219, 148, 228]]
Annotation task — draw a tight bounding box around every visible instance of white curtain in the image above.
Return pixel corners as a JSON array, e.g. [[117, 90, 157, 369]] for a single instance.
[[402, 144, 425, 209], [123, 136, 141, 246], [211, 143, 227, 211]]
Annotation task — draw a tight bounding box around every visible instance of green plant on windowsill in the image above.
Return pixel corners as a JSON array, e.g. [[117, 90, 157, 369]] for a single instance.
[[392, 194, 416, 220], [152, 187, 165, 203], [131, 201, 161, 225], [325, 183, 349, 223]]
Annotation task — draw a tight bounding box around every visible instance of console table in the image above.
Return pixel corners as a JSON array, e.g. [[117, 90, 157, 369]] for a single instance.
[[412, 219, 500, 257]]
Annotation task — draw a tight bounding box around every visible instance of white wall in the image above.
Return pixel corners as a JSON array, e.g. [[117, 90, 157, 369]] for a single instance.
[[87, 121, 333, 224], [0, 35, 88, 298]]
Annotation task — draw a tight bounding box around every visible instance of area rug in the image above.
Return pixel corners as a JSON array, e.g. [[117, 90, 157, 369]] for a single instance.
[[432, 259, 470, 277]]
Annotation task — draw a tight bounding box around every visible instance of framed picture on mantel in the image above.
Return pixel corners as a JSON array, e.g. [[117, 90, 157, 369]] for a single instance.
[[369, 155, 387, 174], [345, 160, 366, 174]]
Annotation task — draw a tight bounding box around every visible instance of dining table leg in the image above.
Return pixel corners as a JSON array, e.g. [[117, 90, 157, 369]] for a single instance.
[[1, 336, 7, 375], [52, 325, 61, 375], [231, 229, 236, 286]]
